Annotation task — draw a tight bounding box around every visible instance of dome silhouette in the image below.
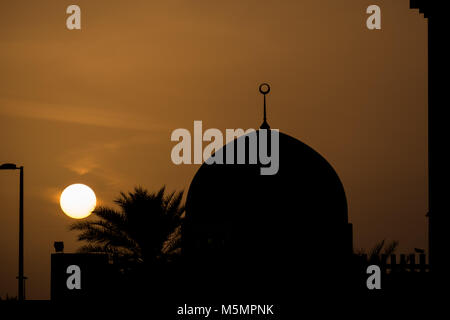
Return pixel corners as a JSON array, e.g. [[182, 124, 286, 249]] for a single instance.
[[176, 83, 355, 298], [182, 129, 353, 297]]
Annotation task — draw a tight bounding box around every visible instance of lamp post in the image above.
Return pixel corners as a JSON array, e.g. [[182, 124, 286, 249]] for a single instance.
[[0, 163, 25, 301]]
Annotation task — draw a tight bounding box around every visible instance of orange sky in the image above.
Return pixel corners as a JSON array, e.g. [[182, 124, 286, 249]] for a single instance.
[[0, 0, 427, 299]]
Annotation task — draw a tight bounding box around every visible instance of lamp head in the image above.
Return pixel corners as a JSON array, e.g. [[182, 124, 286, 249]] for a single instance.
[[0, 163, 18, 170], [54, 241, 64, 253]]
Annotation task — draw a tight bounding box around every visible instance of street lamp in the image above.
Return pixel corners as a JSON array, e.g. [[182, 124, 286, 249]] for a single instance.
[[0, 163, 25, 301]]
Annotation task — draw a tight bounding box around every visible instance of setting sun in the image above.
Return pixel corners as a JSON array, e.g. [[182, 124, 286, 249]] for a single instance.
[[60, 184, 96, 219]]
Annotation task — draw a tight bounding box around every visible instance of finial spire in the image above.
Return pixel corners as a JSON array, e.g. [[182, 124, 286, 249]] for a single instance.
[[259, 83, 270, 129]]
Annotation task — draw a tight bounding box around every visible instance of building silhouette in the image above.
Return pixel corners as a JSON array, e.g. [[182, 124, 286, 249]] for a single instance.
[[182, 84, 354, 299], [410, 0, 449, 280]]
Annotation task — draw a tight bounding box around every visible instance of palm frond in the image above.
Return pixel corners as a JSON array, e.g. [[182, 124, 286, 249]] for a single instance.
[[383, 240, 399, 256], [93, 207, 127, 227], [162, 225, 182, 254], [369, 239, 385, 260], [76, 244, 109, 253], [70, 185, 185, 268]]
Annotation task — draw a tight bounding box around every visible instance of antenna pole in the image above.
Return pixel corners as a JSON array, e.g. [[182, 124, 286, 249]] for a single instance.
[[259, 83, 271, 129]]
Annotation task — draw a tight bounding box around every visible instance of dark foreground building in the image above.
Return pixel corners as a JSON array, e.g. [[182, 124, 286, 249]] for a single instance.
[[50, 253, 110, 301]]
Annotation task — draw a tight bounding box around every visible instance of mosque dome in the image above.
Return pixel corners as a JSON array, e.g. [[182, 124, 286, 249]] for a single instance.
[[181, 84, 353, 297], [184, 130, 350, 256]]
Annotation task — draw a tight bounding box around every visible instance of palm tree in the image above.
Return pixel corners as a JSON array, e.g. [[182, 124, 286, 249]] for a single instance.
[[356, 239, 399, 263], [69, 186, 184, 274]]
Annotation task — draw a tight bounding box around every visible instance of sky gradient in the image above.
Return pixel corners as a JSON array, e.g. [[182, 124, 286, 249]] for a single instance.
[[1, 0, 427, 299]]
